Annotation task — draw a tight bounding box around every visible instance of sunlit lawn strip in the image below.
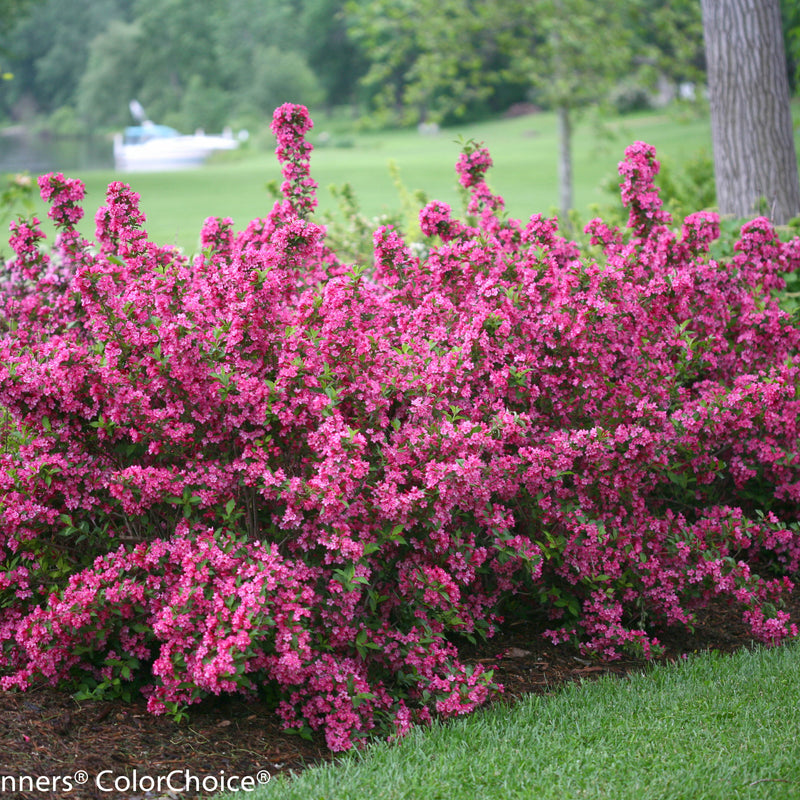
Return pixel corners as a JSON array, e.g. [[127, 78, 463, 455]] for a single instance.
[[226, 642, 800, 800]]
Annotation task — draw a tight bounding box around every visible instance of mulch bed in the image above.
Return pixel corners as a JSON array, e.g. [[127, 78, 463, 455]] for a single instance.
[[2, 591, 799, 800]]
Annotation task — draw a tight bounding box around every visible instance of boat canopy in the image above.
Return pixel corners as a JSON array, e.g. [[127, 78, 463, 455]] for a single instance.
[[123, 124, 181, 145]]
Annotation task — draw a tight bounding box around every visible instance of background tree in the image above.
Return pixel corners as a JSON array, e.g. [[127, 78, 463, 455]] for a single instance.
[[243, 47, 324, 122], [130, 0, 223, 126], [701, 0, 800, 225], [210, 0, 304, 93], [0, 0, 39, 70], [76, 20, 142, 129], [512, 0, 633, 219], [2, 0, 341, 130], [343, 0, 430, 126], [301, 0, 369, 110], [344, 0, 534, 126], [623, 0, 705, 106], [780, 0, 800, 93], [0, 0, 128, 120]]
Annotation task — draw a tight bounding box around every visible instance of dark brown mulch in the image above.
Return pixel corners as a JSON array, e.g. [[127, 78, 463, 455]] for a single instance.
[[1, 591, 799, 800]]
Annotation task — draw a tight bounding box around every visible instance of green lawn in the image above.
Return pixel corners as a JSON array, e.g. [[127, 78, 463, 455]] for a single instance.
[[26, 108, 714, 255], [219, 642, 800, 800]]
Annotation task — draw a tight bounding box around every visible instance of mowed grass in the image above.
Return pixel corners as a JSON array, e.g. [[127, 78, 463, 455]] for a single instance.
[[26, 107, 714, 255], [218, 642, 800, 800]]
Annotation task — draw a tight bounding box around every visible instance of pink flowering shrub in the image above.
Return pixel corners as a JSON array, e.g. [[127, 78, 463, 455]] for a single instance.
[[1, 105, 800, 750]]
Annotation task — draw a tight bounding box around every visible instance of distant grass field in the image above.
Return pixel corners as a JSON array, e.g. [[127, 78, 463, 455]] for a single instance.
[[24, 107, 715, 255]]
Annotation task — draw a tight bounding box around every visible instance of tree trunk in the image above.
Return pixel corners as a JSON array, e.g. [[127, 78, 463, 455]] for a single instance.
[[701, 0, 800, 224], [556, 103, 573, 222]]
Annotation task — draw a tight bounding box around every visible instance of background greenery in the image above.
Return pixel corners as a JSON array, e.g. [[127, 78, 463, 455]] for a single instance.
[[0, 0, 797, 136]]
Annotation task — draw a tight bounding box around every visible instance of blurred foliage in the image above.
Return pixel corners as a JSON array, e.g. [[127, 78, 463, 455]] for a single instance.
[[0, 0, 718, 136], [1, 0, 361, 133], [781, 0, 800, 92], [2, 0, 795, 137], [343, 0, 656, 127]]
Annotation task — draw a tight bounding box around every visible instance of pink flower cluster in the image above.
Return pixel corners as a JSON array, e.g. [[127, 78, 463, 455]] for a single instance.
[[455, 139, 504, 222], [270, 102, 318, 220], [0, 114, 799, 750]]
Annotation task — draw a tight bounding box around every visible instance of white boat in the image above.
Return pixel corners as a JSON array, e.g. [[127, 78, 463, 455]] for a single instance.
[[113, 121, 239, 172]]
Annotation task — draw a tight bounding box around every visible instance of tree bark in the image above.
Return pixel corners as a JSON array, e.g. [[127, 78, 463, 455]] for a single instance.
[[701, 0, 800, 224], [556, 103, 573, 222]]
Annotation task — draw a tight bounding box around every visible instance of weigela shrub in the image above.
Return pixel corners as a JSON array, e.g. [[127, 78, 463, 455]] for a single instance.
[[1, 105, 799, 750]]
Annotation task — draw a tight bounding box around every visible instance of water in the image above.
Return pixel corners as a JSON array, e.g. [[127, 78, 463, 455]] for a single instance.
[[0, 131, 114, 176]]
